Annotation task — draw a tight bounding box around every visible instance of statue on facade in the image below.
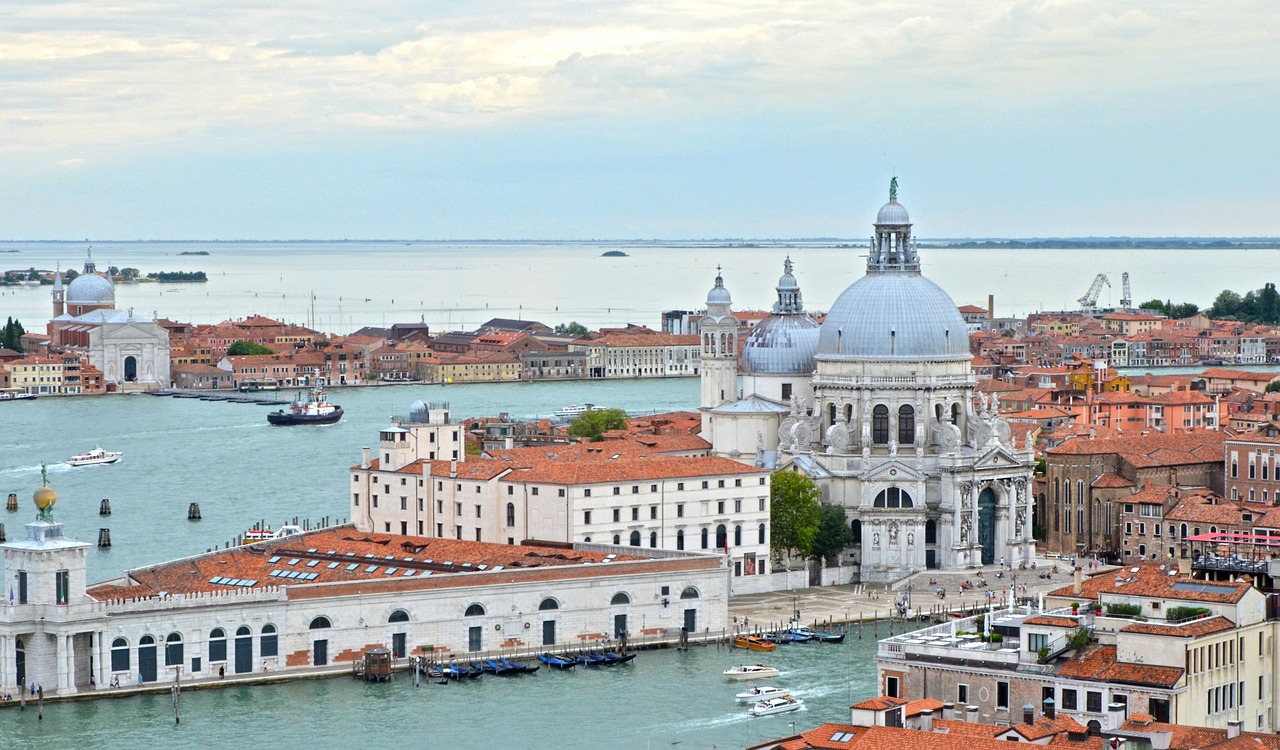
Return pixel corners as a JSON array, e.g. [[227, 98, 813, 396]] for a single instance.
[[888, 521, 899, 546], [960, 516, 971, 544]]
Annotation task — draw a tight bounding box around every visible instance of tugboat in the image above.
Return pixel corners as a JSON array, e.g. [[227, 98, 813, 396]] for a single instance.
[[267, 388, 343, 426]]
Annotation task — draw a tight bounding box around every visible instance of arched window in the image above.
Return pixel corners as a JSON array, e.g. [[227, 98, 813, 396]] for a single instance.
[[260, 624, 278, 657], [734, 525, 742, 546], [873, 488, 914, 508], [583, 536, 591, 543], [676, 529, 685, 550], [844, 404, 854, 423], [701, 528, 709, 549], [111, 637, 130, 672], [758, 523, 766, 544], [649, 531, 658, 548], [140, 634, 155, 646], [208, 628, 227, 663], [506, 502, 515, 527], [828, 403, 836, 425], [715, 524, 728, 549], [1180, 523, 1188, 539], [680, 587, 700, 599], [951, 403, 960, 425], [309, 617, 331, 630], [872, 405, 889, 444], [629, 530, 641, 546], [612, 534, 621, 545], [165, 633, 183, 666], [236, 626, 251, 638], [610, 592, 630, 605], [464, 604, 485, 617], [389, 610, 410, 623], [538, 598, 559, 611], [851, 519, 862, 545], [935, 404, 943, 421], [898, 405, 915, 444]]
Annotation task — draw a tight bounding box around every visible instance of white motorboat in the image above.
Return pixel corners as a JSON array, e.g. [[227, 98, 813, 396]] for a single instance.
[[736, 685, 791, 702], [242, 524, 304, 544], [724, 664, 780, 681], [553, 403, 595, 419], [67, 447, 123, 467], [748, 695, 804, 717]]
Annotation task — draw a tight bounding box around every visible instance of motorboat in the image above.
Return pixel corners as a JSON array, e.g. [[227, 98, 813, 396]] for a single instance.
[[748, 695, 804, 717], [724, 664, 780, 681], [787, 627, 845, 644], [242, 524, 303, 543], [732, 635, 778, 652], [0, 392, 36, 402], [267, 388, 343, 426], [553, 403, 595, 419], [537, 653, 577, 670], [736, 685, 791, 702], [67, 447, 123, 467]]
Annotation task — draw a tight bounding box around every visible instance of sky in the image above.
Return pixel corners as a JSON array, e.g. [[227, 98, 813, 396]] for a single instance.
[[1, 0, 1277, 240]]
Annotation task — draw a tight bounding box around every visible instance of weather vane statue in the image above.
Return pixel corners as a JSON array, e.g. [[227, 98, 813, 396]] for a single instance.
[[889, 176, 898, 201], [34, 462, 58, 521]]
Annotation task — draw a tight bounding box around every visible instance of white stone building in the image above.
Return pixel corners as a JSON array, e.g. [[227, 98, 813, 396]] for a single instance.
[[0, 476, 726, 696], [701, 182, 1037, 582]]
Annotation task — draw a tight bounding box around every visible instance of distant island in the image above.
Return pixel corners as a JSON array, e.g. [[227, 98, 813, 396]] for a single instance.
[[601, 250, 629, 257], [147, 271, 207, 282], [178, 251, 210, 256], [937, 239, 1279, 250]]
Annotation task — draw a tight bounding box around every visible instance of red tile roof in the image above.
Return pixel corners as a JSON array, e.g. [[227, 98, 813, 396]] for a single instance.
[[1022, 616, 1082, 628], [1056, 645, 1184, 688], [1120, 615, 1235, 637], [1047, 563, 1251, 604], [850, 696, 908, 710]]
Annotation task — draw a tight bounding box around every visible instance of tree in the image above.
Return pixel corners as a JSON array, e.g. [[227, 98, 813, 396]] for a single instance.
[[120, 267, 141, 282], [1266, 380, 1280, 394], [1209, 289, 1243, 320], [567, 407, 628, 441], [808, 503, 853, 573], [226, 340, 274, 356], [554, 321, 589, 337], [769, 470, 820, 566], [2, 317, 25, 352]]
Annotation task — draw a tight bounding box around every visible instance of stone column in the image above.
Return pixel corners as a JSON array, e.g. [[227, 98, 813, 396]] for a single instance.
[[0, 634, 9, 692], [91, 630, 102, 689], [55, 632, 69, 693]]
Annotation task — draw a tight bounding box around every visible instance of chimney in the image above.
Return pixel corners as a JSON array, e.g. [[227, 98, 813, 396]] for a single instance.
[[1023, 704, 1035, 726], [966, 706, 979, 723], [1227, 720, 1242, 739], [1043, 697, 1056, 720], [361, 447, 371, 469], [988, 294, 995, 321], [920, 709, 934, 732], [1107, 702, 1126, 730], [504, 436, 514, 450], [942, 703, 955, 721], [1073, 566, 1083, 596], [449, 459, 458, 478]]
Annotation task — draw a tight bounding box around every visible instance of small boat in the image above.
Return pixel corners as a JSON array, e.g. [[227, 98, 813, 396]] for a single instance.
[[267, 388, 343, 426], [732, 635, 778, 652], [553, 403, 595, 419], [67, 447, 123, 467], [576, 651, 612, 667], [748, 696, 804, 717], [537, 653, 577, 670], [438, 663, 481, 680], [242, 524, 303, 543], [724, 664, 780, 681], [604, 651, 636, 665], [474, 660, 517, 676], [0, 392, 36, 402], [766, 631, 810, 644], [737, 685, 791, 702], [787, 627, 845, 644]]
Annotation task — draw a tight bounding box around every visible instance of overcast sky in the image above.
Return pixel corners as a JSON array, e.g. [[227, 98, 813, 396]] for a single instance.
[[1, 0, 1276, 240]]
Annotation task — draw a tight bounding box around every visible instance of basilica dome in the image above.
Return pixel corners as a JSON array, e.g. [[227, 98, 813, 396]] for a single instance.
[[66, 273, 115, 306]]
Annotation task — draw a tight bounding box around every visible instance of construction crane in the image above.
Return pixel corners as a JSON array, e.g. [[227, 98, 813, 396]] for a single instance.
[[1120, 272, 1132, 310], [1077, 273, 1111, 310]]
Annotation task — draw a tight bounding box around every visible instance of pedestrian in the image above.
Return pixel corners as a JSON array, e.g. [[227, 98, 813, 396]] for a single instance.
[[218, 665, 225, 679]]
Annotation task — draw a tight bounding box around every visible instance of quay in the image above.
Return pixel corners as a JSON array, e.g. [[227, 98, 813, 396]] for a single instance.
[[149, 389, 289, 405]]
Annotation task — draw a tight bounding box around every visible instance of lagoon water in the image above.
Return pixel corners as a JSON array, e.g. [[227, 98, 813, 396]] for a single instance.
[[3, 240, 1278, 332]]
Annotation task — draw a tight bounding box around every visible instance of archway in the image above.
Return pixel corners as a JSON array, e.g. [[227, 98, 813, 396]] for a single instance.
[[978, 487, 997, 565], [124, 355, 138, 382]]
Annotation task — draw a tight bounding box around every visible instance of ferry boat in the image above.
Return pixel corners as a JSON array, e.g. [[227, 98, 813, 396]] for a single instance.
[[67, 447, 123, 467], [724, 664, 780, 681], [748, 695, 803, 717], [267, 389, 343, 426], [553, 403, 595, 419], [736, 685, 791, 702]]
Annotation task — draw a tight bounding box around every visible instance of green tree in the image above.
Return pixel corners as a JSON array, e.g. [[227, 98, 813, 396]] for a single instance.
[[1266, 380, 1280, 394], [120, 267, 141, 282], [554, 321, 589, 337], [1165, 301, 1200, 319], [769, 470, 820, 566], [226, 340, 274, 356], [1139, 299, 1166, 313], [2, 317, 25, 352], [809, 503, 853, 568], [567, 407, 628, 441], [1209, 289, 1243, 319]]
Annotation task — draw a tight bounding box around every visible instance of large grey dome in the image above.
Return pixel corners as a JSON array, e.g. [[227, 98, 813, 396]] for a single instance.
[[742, 315, 820, 375], [66, 273, 114, 306], [817, 272, 969, 360]]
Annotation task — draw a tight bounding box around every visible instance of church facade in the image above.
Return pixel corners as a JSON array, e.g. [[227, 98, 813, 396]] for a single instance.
[[47, 253, 170, 391], [700, 183, 1036, 583]]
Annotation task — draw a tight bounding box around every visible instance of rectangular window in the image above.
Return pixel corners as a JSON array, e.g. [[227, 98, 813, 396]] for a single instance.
[[18, 570, 28, 604], [886, 676, 900, 699], [650, 506, 657, 519], [651, 485, 658, 492], [760, 498, 766, 511], [1086, 691, 1103, 713], [401, 497, 407, 510], [734, 499, 742, 513], [631, 507, 639, 521], [584, 489, 591, 497], [55, 571, 69, 604], [717, 501, 725, 514], [632, 485, 639, 494], [957, 684, 969, 704], [1061, 689, 1078, 710], [584, 511, 592, 525], [613, 487, 621, 495], [1028, 633, 1048, 652], [702, 481, 709, 489], [613, 508, 621, 523], [532, 487, 539, 496], [677, 504, 685, 518], [997, 681, 1010, 710], [353, 492, 360, 506], [677, 482, 685, 491], [436, 523, 443, 536]]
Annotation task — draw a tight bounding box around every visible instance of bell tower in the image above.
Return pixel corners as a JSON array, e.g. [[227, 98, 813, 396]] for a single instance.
[[51, 266, 65, 317], [699, 269, 739, 433]]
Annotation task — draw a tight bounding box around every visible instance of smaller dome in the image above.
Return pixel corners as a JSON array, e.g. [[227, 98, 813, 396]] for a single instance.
[[876, 199, 910, 226], [34, 484, 57, 512], [706, 271, 731, 307], [742, 315, 820, 375], [409, 399, 427, 416]]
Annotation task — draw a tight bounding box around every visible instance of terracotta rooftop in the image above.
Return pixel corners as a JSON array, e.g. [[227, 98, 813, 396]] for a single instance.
[[1121, 615, 1235, 638], [87, 530, 659, 600], [1055, 645, 1184, 688], [1021, 615, 1082, 628], [851, 696, 907, 711], [1091, 473, 1135, 489], [1046, 429, 1226, 467], [1047, 563, 1251, 604]]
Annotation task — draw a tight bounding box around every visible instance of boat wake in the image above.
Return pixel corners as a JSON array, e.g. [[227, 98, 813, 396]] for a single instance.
[[0, 462, 72, 477]]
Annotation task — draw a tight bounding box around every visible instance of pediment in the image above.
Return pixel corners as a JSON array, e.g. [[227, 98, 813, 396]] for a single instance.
[[973, 446, 1027, 470], [862, 459, 927, 482]]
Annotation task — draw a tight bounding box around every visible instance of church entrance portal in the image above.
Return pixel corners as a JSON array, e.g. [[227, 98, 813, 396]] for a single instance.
[[978, 488, 996, 565], [124, 356, 138, 382]]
